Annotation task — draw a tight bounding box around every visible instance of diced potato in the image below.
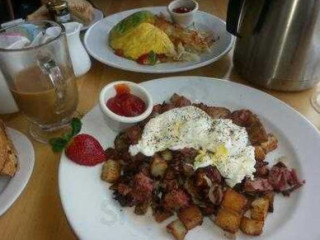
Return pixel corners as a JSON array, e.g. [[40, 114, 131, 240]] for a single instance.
[[167, 219, 188, 240], [214, 208, 241, 234], [153, 208, 173, 223], [178, 205, 203, 230], [222, 189, 248, 214], [101, 160, 121, 183], [134, 201, 150, 215], [264, 191, 275, 212], [261, 134, 278, 153], [254, 146, 266, 161], [240, 217, 264, 236], [251, 198, 269, 221], [114, 133, 129, 151], [151, 156, 168, 178], [161, 150, 173, 161]]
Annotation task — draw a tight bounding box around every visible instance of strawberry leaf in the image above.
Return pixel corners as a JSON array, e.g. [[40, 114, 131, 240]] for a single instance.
[[49, 117, 82, 152], [49, 137, 69, 153], [71, 118, 82, 137]]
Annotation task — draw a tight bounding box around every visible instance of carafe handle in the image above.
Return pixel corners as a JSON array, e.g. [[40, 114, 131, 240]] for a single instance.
[[226, 0, 245, 37], [37, 55, 66, 114]]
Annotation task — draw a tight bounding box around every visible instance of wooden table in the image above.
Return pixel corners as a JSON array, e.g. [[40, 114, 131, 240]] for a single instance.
[[0, 0, 319, 239]]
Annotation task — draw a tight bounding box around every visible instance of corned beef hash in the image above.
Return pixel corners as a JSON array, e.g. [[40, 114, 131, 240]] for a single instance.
[[101, 93, 305, 239]]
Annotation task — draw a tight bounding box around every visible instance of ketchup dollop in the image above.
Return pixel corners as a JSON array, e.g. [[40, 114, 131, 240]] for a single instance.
[[106, 84, 146, 117], [173, 7, 193, 13]]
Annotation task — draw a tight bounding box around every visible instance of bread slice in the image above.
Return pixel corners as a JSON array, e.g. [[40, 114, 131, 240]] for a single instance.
[[67, 0, 94, 25], [27, 5, 50, 21], [0, 120, 8, 172], [0, 120, 18, 177]]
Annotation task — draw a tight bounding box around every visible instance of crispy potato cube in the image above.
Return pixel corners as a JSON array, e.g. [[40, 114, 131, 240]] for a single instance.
[[151, 156, 168, 178], [134, 201, 150, 215], [167, 219, 188, 240], [178, 205, 203, 230], [161, 150, 173, 161], [222, 189, 248, 214], [251, 198, 269, 221], [153, 208, 173, 223], [240, 217, 264, 236], [215, 208, 241, 234], [101, 160, 121, 183], [254, 146, 266, 161], [261, 134, 278, 153], [264, 191, 275, 212]]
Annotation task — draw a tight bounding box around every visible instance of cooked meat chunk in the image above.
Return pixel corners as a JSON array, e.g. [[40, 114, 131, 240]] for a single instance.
[[230, 109, 253, 127], [125, 125, 142, 144], [254, 161, 269, 178], [170, 93, 192, 107], [247, 121, 268, 145], [153, 206, 173, 222], [163, 189, 190, 211], [105, 147, 119, 160], [268, 162, 305, 195], [230, 110, 268, 145], [194, 103, 231, 119], [244, 178, 273, 193]]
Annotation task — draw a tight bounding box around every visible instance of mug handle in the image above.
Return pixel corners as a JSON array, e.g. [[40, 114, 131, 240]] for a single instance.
[[226, 0, 245, 37], [37, 56, 66, 114]]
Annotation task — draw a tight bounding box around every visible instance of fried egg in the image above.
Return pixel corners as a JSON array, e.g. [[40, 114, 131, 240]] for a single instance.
[[129, 106, 256, 187]]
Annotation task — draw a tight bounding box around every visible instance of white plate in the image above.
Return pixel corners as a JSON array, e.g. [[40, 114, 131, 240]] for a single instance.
[[0, 128, 34, 216], [79, 8, 104, 31], [59, 77, 320, 240], [84, 7, 234, 73]]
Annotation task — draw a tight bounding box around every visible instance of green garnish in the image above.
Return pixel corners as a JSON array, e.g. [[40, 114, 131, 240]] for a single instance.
[[148, 51, 157, 65], [49, 118, 82, 153]]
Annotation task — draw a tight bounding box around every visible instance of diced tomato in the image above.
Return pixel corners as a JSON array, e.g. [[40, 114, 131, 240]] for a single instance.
[[136, 51, 158, 65], [114, 83, 130, 95], [136, 53, 150, 65]]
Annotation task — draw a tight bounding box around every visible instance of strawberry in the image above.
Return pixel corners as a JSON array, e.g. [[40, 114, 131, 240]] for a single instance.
[[65, 134, 105, 166], [49, 118, 105, 166]]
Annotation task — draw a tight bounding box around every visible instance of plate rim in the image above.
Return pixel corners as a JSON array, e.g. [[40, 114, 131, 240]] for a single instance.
[[0, 128, 35, 216], [84, 6, 235, 73], [59, 76, 320, 240]]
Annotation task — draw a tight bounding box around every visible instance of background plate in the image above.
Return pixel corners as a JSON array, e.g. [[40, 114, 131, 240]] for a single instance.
[[80, 8, 104, 31], [84, 7, 234, 73], [0, 128, 34, 216], [59, 77, 320, 240]]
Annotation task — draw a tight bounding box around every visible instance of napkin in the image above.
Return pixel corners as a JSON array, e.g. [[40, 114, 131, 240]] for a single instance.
[[0, 23, 61, 49]]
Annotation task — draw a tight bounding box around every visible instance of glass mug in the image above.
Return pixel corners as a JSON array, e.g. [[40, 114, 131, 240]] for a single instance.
[[0, 21, 78, 143]]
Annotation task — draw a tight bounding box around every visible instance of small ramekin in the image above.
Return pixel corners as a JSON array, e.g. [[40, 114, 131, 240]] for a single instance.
[[168, 0, 199, 27], [99, 81, 153, 132]]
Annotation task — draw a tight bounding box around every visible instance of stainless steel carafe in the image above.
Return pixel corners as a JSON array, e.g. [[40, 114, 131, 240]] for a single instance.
[[227, 0, 320, 91]]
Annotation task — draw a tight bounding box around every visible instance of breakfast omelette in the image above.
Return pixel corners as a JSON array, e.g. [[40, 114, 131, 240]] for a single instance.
[[108, 11, 214, 65]]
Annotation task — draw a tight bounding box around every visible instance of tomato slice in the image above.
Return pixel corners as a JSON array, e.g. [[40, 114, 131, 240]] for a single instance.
[[136, 51, 158, 65]]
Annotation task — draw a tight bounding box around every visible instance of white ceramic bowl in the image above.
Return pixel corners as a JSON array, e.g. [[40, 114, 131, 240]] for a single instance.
[[168, 0, 199, 27], [99, 81, 153, 132]]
